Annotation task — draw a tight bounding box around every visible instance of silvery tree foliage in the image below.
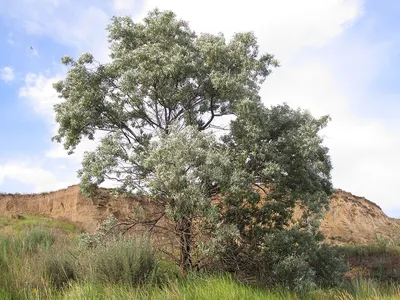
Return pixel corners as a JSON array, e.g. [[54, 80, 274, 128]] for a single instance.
[[142, 125, 232, 272], [52, 9, 332, 274]]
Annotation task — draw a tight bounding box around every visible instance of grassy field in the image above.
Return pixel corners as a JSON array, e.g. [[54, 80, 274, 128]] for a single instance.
[[1, 215, 400, 300], [2, 274, 400, 299], [0, 215, 80, 233]]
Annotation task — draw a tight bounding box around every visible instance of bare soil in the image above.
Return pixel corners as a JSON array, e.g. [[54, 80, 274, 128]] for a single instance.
[[1, 186, 399, 245]]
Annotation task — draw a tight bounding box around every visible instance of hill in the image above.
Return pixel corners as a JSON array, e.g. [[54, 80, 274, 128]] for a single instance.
[[321, 189, 400, 245], [0, 186, 399, 245]]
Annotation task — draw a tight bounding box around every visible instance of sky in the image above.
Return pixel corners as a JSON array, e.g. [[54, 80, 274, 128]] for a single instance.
[[0, 0, 400, 217]]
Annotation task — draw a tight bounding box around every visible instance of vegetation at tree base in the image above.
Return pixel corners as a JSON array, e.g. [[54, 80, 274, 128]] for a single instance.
[[212, 227, 348, 291], [52, 8, 335, 281], [1, 218, 400, 299]]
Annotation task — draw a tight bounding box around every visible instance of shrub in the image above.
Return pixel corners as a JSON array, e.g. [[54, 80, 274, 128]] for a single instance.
[[78, 215, 118, 248], [273, 254, 316, 291], [214, 227, 348, 291], [264, 229, 348, 289], [45, 252, 78, 288], [90, 237, 159, 286], [311, 243, 349, 287], [23, 228, 55, 253]]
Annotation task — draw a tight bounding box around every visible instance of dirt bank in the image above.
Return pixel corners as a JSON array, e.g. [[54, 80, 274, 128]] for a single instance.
[[1, 186, 398, 245]]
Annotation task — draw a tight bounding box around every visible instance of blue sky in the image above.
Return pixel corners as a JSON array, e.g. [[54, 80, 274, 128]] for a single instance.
[[1, 0, 400, 217]]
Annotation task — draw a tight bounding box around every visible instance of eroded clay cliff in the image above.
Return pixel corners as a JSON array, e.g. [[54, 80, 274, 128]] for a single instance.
[[1, 186, 398, 245]]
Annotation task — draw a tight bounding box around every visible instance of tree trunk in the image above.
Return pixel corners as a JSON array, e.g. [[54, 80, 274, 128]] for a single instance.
[[178, 217, 193, 275]]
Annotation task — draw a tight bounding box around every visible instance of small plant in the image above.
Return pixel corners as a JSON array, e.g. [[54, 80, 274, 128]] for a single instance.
[[78, 215, 118, 248], [45, 253, 78, 288], [23, 228, 55, 253], [375, 233, 391, 252], [273, 253, 317, 291], [10, 214, 25, 220], [90, 237, 159, 286]]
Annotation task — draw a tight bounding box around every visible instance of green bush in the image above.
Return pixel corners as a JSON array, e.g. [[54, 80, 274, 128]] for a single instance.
[[214, 227, 348, 291], [90, 237, 159, 286], [273, 254, 316, 291], [311, 243, 349, 287], [78, 215, 119, 249], [45, 252, 78, 288], [23, 228, 55, 253], [264, 229, 348, 289]]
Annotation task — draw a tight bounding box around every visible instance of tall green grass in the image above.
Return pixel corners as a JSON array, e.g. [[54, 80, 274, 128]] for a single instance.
[[4, 275, 400, 300], [2, 217, 400, 299], [0, 215, 80, 233], [59, 275, 288, 300], [0, 221, 165, 298], [0, 227, 57, 292], [87, 238, 160, 286]]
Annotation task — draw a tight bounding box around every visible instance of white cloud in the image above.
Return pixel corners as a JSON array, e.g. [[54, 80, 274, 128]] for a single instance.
[[9, 71, 100, 192], [19, 72, 99, 163], [3, 0, 361, 63], [139, 0, 362, 61], [0, 66, 15, 82], [17, 69, 119, 190], [113, 0, 136, 11], [45, 138, 98, 163], [0, 162, 70, 193], [262, 62, 349, 116], [19, 73, 62, 119], [326, 119, 400, 213], [261, 59, 400, 214]]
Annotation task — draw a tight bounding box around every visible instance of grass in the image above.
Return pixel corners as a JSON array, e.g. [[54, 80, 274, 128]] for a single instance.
[[0, 215, 81, 294], [0, 215, 80, 233], [2, 215, 400, 299], [3, 276, 400, 300], [0, 276, 281, 300], [58, 275, 291, 300], [339, 244, 400, 257], [338, 244, 400, 282]]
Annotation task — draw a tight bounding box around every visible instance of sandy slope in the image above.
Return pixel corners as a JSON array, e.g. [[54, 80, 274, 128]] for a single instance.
[[1, 186, 399, 245]]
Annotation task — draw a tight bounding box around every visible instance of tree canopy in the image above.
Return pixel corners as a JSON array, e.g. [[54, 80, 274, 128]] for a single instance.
[[53, 9, 333, 275], [53, 9, 278, 152]]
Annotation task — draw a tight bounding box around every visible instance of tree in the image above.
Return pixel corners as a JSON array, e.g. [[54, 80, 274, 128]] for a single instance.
[[52, 9, 277, 274], [221, 100, 332, 243], [53, 9, 335, 278], [213, 100, 334, 287], [142, 125, 231, 274]]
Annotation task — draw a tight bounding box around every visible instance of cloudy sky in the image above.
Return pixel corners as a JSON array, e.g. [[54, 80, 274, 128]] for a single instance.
[[0, 0, 399, 216]]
